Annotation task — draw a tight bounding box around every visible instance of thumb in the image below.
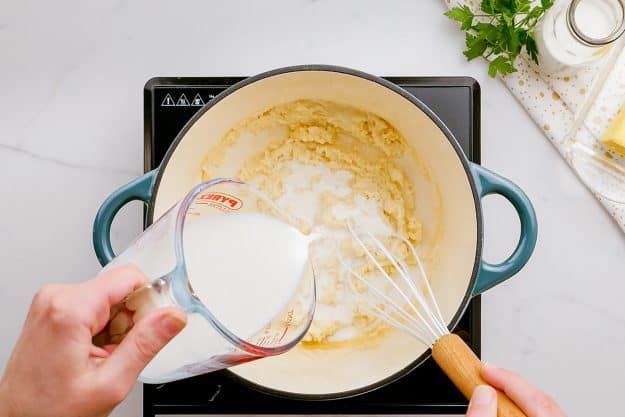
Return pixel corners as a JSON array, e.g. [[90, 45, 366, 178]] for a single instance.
[[100, 306, 186, 385], [466, 385, 497, 417]]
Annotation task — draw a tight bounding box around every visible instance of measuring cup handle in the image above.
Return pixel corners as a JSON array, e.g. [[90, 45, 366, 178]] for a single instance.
[[93, 170, 157, 266], [92, 275, 173, 347], [470, 163, 538, 296]]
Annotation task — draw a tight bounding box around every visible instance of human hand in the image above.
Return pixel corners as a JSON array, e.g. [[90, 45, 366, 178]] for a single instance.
[[465, 364, 566, 417], [0, 265, 187, 417]]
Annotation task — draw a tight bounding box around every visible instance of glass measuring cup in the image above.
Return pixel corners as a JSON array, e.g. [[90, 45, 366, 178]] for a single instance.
[[92, 179, 316, 383]]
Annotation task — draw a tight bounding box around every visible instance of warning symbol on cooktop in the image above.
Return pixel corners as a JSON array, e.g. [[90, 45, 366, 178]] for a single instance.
[[161, 94, 175, 106], [191, 94, 205, 107], [176, 93, 190, 106]]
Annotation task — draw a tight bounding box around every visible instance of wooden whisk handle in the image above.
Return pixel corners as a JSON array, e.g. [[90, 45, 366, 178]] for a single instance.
[[432, 334, 526, 417]]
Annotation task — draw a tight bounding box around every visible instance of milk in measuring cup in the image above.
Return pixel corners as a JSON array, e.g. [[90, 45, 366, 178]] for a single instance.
[[140, 211, 312, 381], [183, 211, 311, 336]]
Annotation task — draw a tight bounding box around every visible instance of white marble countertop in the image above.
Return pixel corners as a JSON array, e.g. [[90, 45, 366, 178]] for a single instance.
[[1, 1, 624, 416]]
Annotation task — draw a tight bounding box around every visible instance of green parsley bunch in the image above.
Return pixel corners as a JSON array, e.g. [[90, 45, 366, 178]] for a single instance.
[[445, 0, 554, 77]]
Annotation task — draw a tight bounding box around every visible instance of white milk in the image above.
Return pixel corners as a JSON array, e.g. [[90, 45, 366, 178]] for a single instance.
[[139, 211, 312, 382], [182, 211, 311, 336], [535, 0, 618, 73], [275, 161, 392, 236], [276, 162, 353, 227], [267, 161, 394, 343]]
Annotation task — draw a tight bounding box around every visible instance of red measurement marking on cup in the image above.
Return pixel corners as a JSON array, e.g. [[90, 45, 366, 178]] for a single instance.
[[256, 336, 269, 347], [278, 309, 295, 342], [196, 192, 243, 210]]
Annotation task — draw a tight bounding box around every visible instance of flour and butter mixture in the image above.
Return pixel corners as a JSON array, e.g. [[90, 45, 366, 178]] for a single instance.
[[200, 99, 423, 346]]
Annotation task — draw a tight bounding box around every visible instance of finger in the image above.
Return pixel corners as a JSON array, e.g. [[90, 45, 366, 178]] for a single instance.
[[90, 346, 111, 369], [81, 264, 150, 333], [90, 346, 111, 358], [85, 264, 149, 306], [102, 344, 118, 354], [98, 306, 186, 388], [481, 364, 566, 417], [466, 385, 497, 417]]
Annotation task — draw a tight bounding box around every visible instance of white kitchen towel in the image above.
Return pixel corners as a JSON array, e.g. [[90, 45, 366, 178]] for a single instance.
[[445, 0, 625, 233]]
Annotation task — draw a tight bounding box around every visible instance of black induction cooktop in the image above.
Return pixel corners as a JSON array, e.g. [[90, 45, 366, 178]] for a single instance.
[[143, 76, 481, 416]]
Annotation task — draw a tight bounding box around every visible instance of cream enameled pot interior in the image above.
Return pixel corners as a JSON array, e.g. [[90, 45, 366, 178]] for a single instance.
[[151, 70, 479, 396]]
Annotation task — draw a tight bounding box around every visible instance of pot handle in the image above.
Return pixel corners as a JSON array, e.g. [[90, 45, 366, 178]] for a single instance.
[[93, 170, 157, 266], [470, 163, 537, 295]]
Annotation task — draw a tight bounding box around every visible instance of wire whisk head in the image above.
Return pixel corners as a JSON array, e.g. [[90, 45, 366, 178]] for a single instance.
[[338, 220, 449, 347]]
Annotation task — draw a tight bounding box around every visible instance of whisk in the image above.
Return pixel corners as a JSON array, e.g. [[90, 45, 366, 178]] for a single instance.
[[340, 221, 526, 417]]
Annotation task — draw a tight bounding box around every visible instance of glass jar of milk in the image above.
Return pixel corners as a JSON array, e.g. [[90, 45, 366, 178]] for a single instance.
[[534, 0, 625, 73]]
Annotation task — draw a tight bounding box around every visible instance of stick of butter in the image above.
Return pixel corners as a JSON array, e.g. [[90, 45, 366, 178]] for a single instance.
[[601, 103, 625, 156]]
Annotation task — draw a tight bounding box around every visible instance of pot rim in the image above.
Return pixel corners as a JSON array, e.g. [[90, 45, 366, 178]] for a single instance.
[[147, 64, 483, 400]]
